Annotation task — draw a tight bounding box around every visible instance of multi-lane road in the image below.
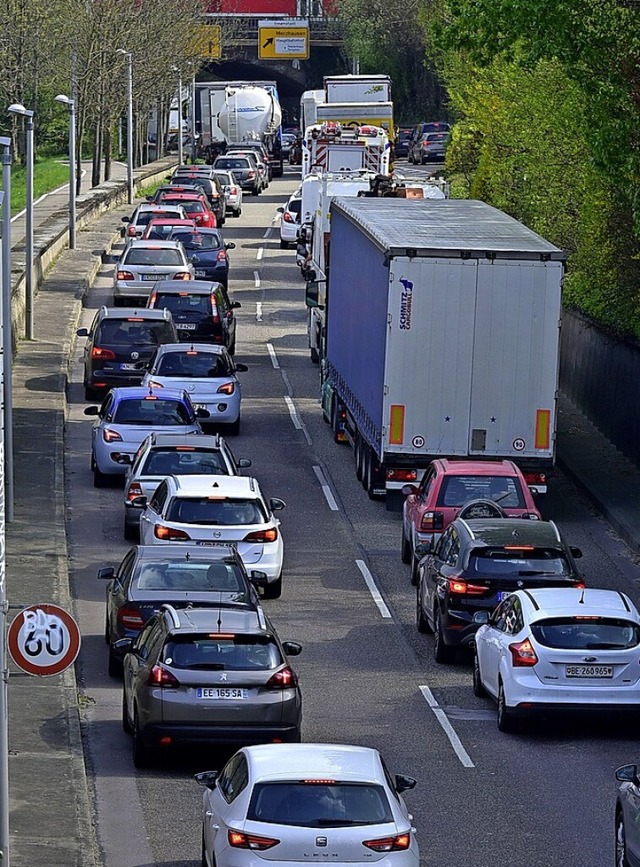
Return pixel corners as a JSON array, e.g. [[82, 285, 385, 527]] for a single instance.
[[66, 164, 640, 867]]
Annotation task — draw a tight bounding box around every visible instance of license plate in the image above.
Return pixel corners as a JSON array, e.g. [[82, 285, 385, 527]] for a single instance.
[[194, 270, 207, 277], [196, 688, 248, 699], [120, 363, 138, 370], [141, 274, 166, 281], [177, 323, 197, 330], [497, 591, 513, 602], [192, 403, 207, 410], [195, 540, 238, 548], [566, 665, 613, 678]]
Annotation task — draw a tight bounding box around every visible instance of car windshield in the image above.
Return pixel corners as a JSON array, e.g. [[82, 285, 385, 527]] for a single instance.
[[156, 351, 232, 378], [112, 398, 194, 425], [468, 548, 571, 577], [141, 447, 230, 476], [134, 560, 246, 593], [215, 158, 250, 170], [124, 248, 184, 266], [531, 617, 640, 649], [248, 783, 393, 828], [163, 635, 281, 670], [214, 172, 232, 185], [96, 320, 174, 345], [171, 231, 221, 250], [153, 293, 211, 314], [167, 497, 267, 525], [437, 475, 525, 508]]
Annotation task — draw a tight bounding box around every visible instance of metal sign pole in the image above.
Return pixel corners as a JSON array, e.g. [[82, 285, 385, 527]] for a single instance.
[[0, 140, 13, 524], [0, 189, 10, 865]]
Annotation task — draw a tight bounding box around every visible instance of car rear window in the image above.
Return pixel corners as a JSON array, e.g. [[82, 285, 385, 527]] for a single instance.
[[531, 617, 640, 649], [124, 248, 184, 266], [215, 158, 250, 170], [135, 210, 181, 226], [167, 497, 267, 525], [135, 560, 246, 593], [112, 398, 194, 425], [96, 320, 174, 345], [178, 201, 205, 215], [163, 635, 282, 670], [171, 231, 221, 250], [153, 292, 212, 315], [468, 548, 571, 577], [288, 199, 302, 216], [141, 447, 230, 476], [157, 352, 232, 378], [437, 475, 525, 508], [247, 783, 393, 827]]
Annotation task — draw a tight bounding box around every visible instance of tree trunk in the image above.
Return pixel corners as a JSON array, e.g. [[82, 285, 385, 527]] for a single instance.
[[103, 119, 112, 181], [92, 116, 102, 187]]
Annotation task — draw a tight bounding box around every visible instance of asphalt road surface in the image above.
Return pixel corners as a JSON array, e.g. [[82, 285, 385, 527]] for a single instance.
[[65, 164, 640, 867]]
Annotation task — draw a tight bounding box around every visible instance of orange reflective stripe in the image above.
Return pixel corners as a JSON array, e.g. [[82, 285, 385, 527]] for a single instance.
[[535, 409, 551, 449], [389, 405, 405, 445]]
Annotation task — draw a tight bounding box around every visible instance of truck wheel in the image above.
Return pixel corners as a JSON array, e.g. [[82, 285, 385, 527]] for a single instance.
[[310, 346, 319, 364], [280, 240, 289, 249], [355, 436, 364, 482], [330, 398, 344, 445]]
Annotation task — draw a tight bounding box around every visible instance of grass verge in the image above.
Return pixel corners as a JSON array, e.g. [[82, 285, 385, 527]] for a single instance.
[[0, 155, 70, 215]]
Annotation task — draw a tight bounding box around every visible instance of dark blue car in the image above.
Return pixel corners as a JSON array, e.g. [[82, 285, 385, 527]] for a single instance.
[[169, 228, 235, 288]]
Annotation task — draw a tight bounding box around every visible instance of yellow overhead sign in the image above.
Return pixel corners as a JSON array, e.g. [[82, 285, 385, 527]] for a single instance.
[[258, 26, 309, 59], [191, 24, 222, 59]]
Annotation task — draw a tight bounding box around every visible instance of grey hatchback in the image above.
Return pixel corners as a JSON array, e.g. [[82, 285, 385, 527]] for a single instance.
[[120, 605, 303, 766]]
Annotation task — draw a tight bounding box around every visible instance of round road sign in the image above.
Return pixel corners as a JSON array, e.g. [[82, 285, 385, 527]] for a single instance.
[[7, 604, 81, 676]]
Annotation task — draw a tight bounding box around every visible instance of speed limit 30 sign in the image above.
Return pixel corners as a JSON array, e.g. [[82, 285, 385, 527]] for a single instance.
[[7, 604, 81, 676]]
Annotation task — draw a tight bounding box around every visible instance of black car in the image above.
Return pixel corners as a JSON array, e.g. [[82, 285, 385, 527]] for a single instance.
[[168, 228, 234, 288], [415, 518, 584, 663], [213, 156, 262, 195], [98, 543, 265, 677], [77, 306, 178, 401], [147, 279, 240, 353], [394, 127, 414, 158]]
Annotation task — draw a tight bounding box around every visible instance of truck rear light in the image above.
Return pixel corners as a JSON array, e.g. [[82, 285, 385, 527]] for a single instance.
[[266, 667, 297, 689], [447, 577, 488, 595], [154, 525, 191, 541], [228, 830, 280, 851], [216, 382, 235, 395], [103, 428, 123, 443], [148, 664, 180, 687], [363, 834, 411, 852], [117, 270, 135, 281], [508, 637, 539, 667], [117, 606, 144, 629], [126, 482, 143, 502], [524, 472, 547, 485], [420, 511, 444, 531], [386, 468, 418, 482], [91, 346, 116, 360], [244, 528, 278, 543]]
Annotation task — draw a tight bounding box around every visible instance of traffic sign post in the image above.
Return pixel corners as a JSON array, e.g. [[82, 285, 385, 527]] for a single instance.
[[258, 23, 309, 59], [7, 604, 81, 677], [190, 24, 222, 60]]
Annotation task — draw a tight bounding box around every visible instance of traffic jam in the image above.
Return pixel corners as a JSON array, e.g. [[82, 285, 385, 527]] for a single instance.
[[65, 81, 640, 867]]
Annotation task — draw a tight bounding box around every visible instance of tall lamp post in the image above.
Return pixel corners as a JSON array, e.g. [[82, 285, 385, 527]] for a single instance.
[[0, 137, 14, 523], [116, 50, 134, 204], [7, 103, 34, 340], [54, 95, 76, 250], [0, 188, 8, 867], [191, 72, 197, 164]]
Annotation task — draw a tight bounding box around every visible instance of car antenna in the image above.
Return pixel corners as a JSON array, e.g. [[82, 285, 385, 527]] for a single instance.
[[185, 551, 191, 561], [217, 594, 223, 631], [579, 587, 586, 604]]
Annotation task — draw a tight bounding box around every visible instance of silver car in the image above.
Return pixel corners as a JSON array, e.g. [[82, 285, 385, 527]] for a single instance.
[[120, 605, 303, 767], [213, 169, 243, 218], [113, 239, 195, 305], [122, 203, 187, 239]]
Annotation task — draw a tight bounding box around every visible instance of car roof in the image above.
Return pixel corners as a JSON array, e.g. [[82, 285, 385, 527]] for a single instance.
[[520, 588, 638, 620], [143, 433, 225, 449], [126, 239, 183, 249], [153, 280, 224, 294], [243, 744, 384, 784], [169, 474, 258, 497], [97, 306, 171, 320], [133, 543, 238, 562], [166, 606, 267, 635], [459, 518, 563, 547], [110, 386, 187, 401], [155, 343, 226, 355], [436, 459, 519, 477]]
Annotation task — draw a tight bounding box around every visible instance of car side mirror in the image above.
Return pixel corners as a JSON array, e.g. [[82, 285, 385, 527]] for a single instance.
[[231, 301, 241, 309], [305, 280, 319, 309], [616, 764, 640, 785], [145, 196, 153, 202], [401, 484, 418, 496], [115, 454, 132, 465], [194, 770, 219, 790], [473, 611, 490, 625], [414, 541, 432, 559], [196, 408, 211, 419], [225, 242, 236, 250], [395, 774, 417, 793], [234, 363, 248, 372], [270, 497, 286, 511], [570, 546, 583, 559], [97, 566, 116, 580], [282, 641, 302, 657], [277, 207, 284, 213], [76, 327, 89, 337], [249, 570, 268, 587], [131, 495, 148, 508], [121, 216, 130, 223], [237, 458, 252, 468], [83, 405, 100, 415]]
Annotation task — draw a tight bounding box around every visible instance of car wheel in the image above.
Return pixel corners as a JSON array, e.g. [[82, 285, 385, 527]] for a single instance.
[[123, 519, 138, 541], [497, 679, 514, 732], [253, 185, 260, 196], [93, 465, 109, 488], [616, 810, 629, 867], [84, 384, 100, 402], [201, 828, 209, 867], [410, 552, 419, 586], [401, 525, 411, 564], [434, 607, 456, 664], [108, 645, 122, 679], [235, 207, 242, 217], [132, 709, 152, 768], [263, 574, 282, 599], [227, 416, 240, 436], [473, 653, 486, 697], [104, 614, 110, 645], [122, 692, 133, 735], [280, 239, 289, 249], [416, 581, 431, 634], [285, 728, 302, 743], [228, 336, 236, 356]]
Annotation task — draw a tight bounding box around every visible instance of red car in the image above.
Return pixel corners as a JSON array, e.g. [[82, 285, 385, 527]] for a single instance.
[[401, 459, 542, 584], [157, 192, 217, 229], [141, 218, 196, 240]]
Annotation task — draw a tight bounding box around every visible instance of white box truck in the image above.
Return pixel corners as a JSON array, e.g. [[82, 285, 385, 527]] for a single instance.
[[317, 197, 565, 509], [324, 75, 392, 104]]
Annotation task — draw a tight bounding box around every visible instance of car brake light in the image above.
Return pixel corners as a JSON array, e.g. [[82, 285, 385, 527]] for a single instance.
[[247, 170, 256, 178], [127, 227, 136, 236], [386, 468, 418, 482], [363, 834, 411, 852], [117, 270, 135, 281], [147, 664, 180, 687], [228, 830, 280, 851], [172, 272, 191, 280], [149, 292, 157, 305], [91, 346, 116, 360], [154, 525, 191, 541], [266, 667, 298, 689], [216, 382, 235, 395], [243, 528, 278, 543], [147, 381, 164, 388], [283, 212, 295, 223], [117, 606, 144, 629], [216, 250, 227, 261], [420, 511, 444, 531], [126, 482, 143, 502], [211, 303, 220, 324], [447, 577, 488, 595], [103, 428, 123, 443], [508, 637, 539, 667], [230, 186, 238, 195]]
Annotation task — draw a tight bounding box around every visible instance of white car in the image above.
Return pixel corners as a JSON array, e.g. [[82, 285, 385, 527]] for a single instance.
[[195, 743, 420, 867], [473, 587, 640, 731], [136, 474, 286, 598], [278, 193, 302, 249], [122, 203, 187, 239], [214, 170, 243, 218]]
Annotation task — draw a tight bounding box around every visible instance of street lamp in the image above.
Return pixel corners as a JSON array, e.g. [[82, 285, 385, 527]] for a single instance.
[[116, 49, 134, 204], [0, 189, 7, 867], [0, 137, 14, 523], [191, 73, 197, 163], [54, 94, 76, 249], [7, 102, 34, 340]]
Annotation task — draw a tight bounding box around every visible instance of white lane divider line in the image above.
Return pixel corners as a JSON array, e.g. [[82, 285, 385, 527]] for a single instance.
[[263, 228, 273, 239], [419, 686, 475, 768], [257, 247, 265, 261], [284, 395, 302, 430], [267, 342, 279, 369], [313, 466, 339, 511], [281, 370, 312, 445], [253, 270, 261, 288], [355, 560, 392, 619], [256, 302, 263, 322]]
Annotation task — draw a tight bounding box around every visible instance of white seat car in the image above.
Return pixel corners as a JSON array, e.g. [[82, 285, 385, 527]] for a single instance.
[[136, 475, 285, 598], [278, 193, 302, 249], [473, 587, 640, 731], [195, 743, 419, 867], [113, 239, 194, 305]]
